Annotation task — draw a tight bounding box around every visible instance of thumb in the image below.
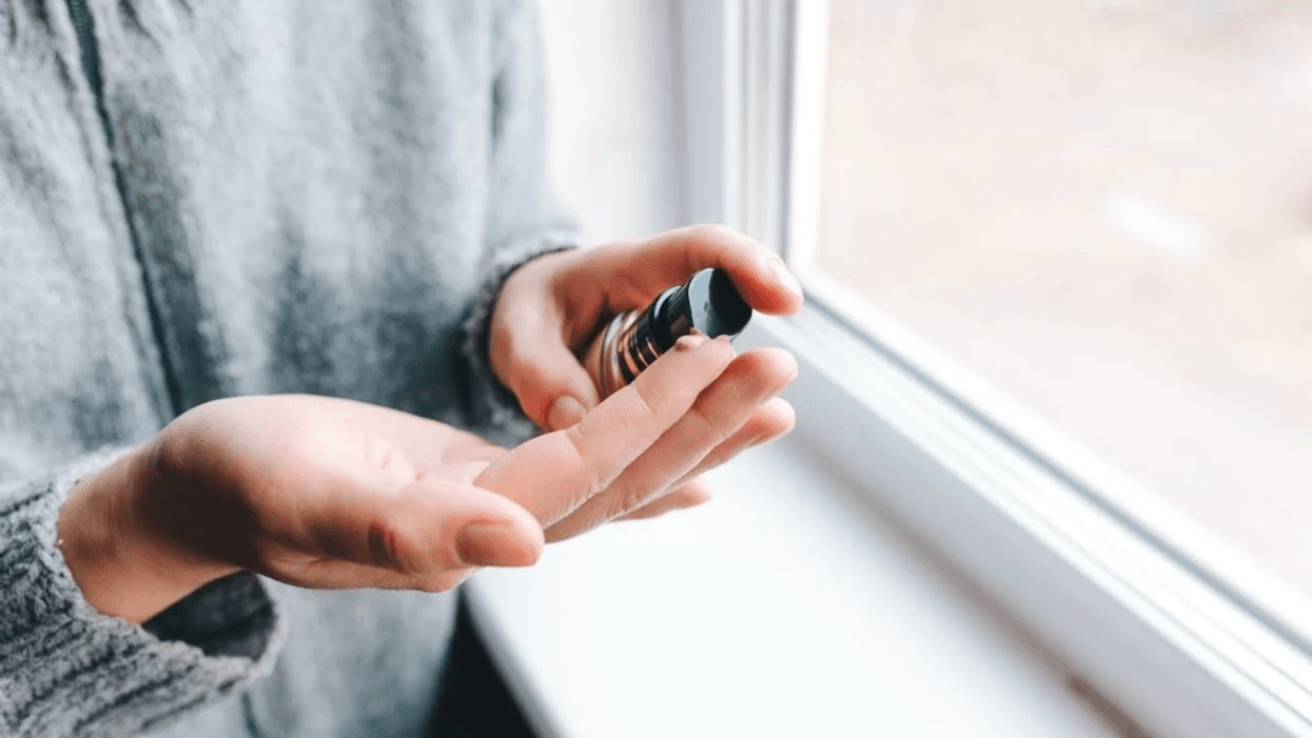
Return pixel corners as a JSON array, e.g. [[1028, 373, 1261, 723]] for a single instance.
[[502, 333, 601, 431]]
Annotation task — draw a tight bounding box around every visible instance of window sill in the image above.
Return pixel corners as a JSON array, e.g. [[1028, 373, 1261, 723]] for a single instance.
[[466, 436, 1122, 738]]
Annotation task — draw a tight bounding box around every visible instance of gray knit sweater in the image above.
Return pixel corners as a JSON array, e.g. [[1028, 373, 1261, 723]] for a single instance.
[[0, 0, 573, 735]]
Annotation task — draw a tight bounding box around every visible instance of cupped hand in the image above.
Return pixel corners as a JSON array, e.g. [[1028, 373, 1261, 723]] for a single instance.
[[60, 395, 543, 623], [488, 225, 804, 530]]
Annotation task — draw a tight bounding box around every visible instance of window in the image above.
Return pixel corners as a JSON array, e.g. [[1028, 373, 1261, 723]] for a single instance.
[[806, 0, 1312, 603], [681, 1, 1312, 736]]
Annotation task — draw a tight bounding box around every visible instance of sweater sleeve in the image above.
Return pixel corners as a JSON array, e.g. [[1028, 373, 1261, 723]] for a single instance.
[[0, 448, 284, 738], [459, 0, 579, 439]]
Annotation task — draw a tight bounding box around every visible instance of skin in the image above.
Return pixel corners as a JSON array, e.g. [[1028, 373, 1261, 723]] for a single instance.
[[58, 225, 802, 623]]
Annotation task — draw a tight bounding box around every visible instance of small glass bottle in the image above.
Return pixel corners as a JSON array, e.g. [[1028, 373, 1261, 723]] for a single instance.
[[583, 268, 753, 399]]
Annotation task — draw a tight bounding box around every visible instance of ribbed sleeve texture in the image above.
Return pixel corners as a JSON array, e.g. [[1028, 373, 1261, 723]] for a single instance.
[[0, 449, 285, 738]]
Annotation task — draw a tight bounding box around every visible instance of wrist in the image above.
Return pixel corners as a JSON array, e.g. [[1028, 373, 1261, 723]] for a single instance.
[[58, 445, 239, 624]]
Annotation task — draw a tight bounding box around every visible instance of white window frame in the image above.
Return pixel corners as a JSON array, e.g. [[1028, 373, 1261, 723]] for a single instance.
[[677, 1, 1312, 736]]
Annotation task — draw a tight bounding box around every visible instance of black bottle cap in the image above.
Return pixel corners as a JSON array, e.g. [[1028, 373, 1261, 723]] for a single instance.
[[652, 268, 753, 348]]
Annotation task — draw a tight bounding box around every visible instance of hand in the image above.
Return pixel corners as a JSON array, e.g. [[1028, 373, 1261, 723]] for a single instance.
[[488, 225, 804, 534], [59, 395, 543, 623], [59, 340, 754, 622]]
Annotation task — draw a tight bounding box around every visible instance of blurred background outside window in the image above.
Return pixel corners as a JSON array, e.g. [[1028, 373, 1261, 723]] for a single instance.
[[810, 0, 1312, 597]]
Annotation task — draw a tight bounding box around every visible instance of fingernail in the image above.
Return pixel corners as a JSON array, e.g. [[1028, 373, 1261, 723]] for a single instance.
[[456, 521, 521, 567], [547, 395, 585, 430], [767, 257, 803, 300], [674, 333, 708, 351]]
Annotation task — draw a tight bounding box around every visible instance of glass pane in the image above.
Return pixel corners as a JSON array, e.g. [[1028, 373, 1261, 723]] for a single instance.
[[815, 0, 1312, 596]]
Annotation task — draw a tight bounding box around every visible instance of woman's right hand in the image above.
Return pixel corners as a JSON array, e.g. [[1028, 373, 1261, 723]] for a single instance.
[[58, 333, 752, 624]]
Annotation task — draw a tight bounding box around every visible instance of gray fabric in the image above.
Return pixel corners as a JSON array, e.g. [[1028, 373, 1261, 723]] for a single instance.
[[0, 0, 574, 735], [0, 449, 284, 738]]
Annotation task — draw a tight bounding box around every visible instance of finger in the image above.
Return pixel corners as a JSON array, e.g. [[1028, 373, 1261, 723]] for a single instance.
[[476, 334, 736, 526], [599, 399, 794, 527], [667, 397, 796, 490], [291, 475, 544, 589], [544, 348, 797, 541], [618, 478, 713, 521], [607, 400, 793, 527], [490, 273, 601, 429], [580, 225, 804, 315], [498, 326, 600, 430]]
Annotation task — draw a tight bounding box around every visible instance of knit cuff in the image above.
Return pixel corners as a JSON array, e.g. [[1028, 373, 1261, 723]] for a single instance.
[[0, 448, 285, 738], [459, 235, 576, 443]]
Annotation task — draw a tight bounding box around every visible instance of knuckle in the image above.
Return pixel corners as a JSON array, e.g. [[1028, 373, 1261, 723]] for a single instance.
[[503, 342, 536, 381], [622, 485, 651, 514], [595, 241, 635, 260], [366, 516, 418, 573], [607, 485, 651, 522], [561, 426, 604, 494], [629, 378, 658, 420], [689, 401, 734, 448], [563, 425, 590, 466], [689, 223, 737, 242]]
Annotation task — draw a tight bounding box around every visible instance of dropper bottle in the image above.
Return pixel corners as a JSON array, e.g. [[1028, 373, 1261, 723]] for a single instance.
[[583, 268, 753, 399]]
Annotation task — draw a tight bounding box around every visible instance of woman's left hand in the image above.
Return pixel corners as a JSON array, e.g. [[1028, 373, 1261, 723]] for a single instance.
[[487, 225, 805, 537]]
